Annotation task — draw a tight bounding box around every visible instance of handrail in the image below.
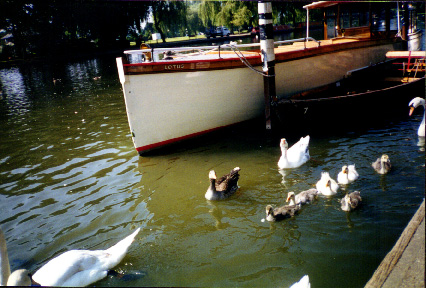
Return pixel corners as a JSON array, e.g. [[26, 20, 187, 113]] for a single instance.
[[124, 37, 320, 55]]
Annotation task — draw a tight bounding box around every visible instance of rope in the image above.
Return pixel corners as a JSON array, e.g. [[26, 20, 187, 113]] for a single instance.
[[224, 44, 275, 77]]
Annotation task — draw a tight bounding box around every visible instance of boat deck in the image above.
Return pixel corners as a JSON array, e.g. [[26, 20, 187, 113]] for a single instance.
[[126, 36, 368, 64]]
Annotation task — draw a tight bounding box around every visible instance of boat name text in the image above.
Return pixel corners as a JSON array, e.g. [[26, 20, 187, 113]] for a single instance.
[[165, 64, 184, 70]]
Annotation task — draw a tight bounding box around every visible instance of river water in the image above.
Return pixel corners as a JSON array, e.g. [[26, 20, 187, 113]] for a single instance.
[[0, 48, 424, 288]]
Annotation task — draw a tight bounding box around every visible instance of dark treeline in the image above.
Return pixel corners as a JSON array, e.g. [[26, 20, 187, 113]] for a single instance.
[[0, 1, 317, 60]]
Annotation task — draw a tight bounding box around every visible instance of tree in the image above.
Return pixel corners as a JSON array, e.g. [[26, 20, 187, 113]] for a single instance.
[[199, 1, 221, 29], [151, 1, 187, 43]]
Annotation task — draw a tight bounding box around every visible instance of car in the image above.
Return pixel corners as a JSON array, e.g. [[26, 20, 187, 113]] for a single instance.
[[216, 26, 231, 37], [205, 27, 217, 39]]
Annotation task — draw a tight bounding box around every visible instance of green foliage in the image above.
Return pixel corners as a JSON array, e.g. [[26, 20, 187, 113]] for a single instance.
[[0, 0, 330, 59]]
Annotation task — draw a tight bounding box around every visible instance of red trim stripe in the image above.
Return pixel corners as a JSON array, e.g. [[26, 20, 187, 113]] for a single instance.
[[135, 122, 241, 153], [123, 55, 260, 67]]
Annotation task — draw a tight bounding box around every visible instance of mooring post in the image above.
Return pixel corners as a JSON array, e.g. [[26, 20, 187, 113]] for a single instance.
[[258, 1, 276, 130]]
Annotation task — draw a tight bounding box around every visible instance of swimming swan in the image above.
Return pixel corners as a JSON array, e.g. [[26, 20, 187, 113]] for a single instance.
[[290, 274, 311, 288], [372, 154, 391, 174], [31, 227, 140, 286], [316, 172, 339, 196], [205, 167, 240, 200], [408, 97, 425, 137], [278, 136, 310, 169], [1, 228, 35, 286]]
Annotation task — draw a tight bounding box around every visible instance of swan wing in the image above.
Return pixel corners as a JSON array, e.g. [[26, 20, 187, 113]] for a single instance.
[[33, 250, 105, 286], [33, 228, 140, 287], [290, 275, 310, 288]]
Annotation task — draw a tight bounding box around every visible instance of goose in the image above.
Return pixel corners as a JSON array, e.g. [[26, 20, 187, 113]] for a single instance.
[[287, 189, 318, 206], [290, 274, 310, 288], [316, 172, 339, 196], [337, 165, 350, 184], [372, 154, 391, 174], [337, 165, 358, 184], [340, 191, 362, 212], [278, 136, 310, 169], [408, 97, 425, 137], [265, 203, 301, 222], [348, 164, 359, 182], [31, 227, 140, 286], [205, 167, 240, 200]]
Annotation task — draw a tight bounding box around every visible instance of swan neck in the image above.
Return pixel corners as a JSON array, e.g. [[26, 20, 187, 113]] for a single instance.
[[0, 229, 11, 286]]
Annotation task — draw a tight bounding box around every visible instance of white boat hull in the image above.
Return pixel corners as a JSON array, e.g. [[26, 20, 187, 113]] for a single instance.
[[117, 40, 402, 154]]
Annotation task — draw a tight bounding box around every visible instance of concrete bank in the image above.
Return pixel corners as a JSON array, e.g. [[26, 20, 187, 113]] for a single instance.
[[365, 199, 425, 288]]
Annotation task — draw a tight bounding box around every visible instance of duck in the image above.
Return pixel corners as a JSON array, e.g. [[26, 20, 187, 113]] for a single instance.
[[265, 203, 301, 222], [290, 274, 310, 288], [205, 167, 240, 200], [408, 97, 425, 137], [30, 227, 140, 286], [287, 189, 318, 206], [316, 172, 339, 196], [340, 191, 362, 212], [278, 136, 310, 169], [372, 154, 391, 174]]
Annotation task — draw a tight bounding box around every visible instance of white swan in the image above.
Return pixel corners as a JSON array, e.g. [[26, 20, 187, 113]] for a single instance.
[[31, 227, 141, 287], [1, 228, 35, 286], [278, 136, 310, 169], [408, 97, 425, 137], [33, 228, 140, 286], [290, 275, 310, 288], [316, 172, 339, 196]]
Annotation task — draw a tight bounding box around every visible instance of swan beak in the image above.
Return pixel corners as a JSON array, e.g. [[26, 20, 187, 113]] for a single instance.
[[326, 180, 331, 187], [409, 106, 415, 116]]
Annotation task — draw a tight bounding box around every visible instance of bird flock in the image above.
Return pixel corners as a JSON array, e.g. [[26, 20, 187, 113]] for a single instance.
[[203, 96, 423, 287], [0, 98, 422, 288], [205, 96, 424, 218]]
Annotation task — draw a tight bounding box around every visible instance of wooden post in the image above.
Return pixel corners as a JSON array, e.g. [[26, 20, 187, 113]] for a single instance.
[[323, 8, 328, 40], [258, 1, 276, 130], [336, 4, 341, 37]]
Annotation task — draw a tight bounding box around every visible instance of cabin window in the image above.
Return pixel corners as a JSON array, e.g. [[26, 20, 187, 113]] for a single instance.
[[340, 7, 369, 29]]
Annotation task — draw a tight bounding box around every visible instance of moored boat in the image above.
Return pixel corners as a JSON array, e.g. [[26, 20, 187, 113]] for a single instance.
[[116, 1, 421, 155], [273, 51, 425, 133]]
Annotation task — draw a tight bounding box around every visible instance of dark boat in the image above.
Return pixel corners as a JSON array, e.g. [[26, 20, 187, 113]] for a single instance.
[[273, 51, 425, 133]]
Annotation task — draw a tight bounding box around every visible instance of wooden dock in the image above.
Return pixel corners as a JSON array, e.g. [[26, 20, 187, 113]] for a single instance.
[[365, 200, 425, 288]]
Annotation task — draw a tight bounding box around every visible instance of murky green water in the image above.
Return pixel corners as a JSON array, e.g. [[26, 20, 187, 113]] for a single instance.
[[0, 56, 424, 288]]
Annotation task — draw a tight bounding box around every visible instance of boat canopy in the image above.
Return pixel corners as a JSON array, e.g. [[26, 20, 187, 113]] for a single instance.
[[303, 1, 340, 10]]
